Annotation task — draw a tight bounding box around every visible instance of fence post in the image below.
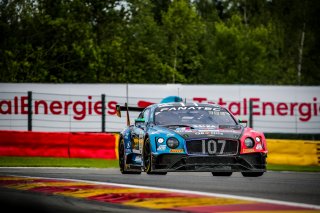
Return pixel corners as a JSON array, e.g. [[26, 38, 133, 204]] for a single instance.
[[101, 94, 106, 132], [249, 99, 253, 128], [28, 91, 32, 131]]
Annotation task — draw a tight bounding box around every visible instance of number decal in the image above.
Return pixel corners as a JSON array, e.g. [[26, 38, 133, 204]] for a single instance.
[[218, 140, 226, 154], [202, 140, 226, 155], [208, 140, 217, 154], [202, 139, 206, 154]]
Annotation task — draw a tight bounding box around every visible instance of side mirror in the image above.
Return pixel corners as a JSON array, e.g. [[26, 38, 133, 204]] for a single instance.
[[135, 118, 145, 128], [238, 118, 248, 127]]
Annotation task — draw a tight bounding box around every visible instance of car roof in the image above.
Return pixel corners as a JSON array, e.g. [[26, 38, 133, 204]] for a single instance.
[[150, 102, 223, 110]]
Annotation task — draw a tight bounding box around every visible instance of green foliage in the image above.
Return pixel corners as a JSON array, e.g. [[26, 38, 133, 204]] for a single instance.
[[0, 0, 319, 85], [162, 0, 205, 83], [206, 15, 288, 84]]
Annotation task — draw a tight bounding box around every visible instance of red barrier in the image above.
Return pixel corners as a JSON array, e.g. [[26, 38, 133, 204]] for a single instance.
[[0, 130, 116, 159], [69, 133, 116, 159]]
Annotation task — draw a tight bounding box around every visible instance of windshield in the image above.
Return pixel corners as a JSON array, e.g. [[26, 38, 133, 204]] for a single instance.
[[154, 106, 237, 126]]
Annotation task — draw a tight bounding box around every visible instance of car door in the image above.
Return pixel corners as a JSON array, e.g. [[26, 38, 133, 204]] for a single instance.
[[131, 108, 151, 154]]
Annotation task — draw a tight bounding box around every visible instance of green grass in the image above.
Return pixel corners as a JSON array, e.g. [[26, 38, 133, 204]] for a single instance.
[[0, 157, 319, 172], [0, 157, 119, 168], [267, 164, 320, 172]]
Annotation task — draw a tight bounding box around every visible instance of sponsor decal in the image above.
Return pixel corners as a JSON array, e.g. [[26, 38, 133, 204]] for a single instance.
[[126, 142, 131, 149], [175, 129, 193, 133], [170, 149, 184, 153], [124, 132, 130, 140], [243, 149, 255, 153], [157, 145, 167, 151], [195, 131, 224, 135], [139, 134, 144, 148], [133, 138, 139, 150], [159, 106, 221, 112], [193, 125, 217, 128]]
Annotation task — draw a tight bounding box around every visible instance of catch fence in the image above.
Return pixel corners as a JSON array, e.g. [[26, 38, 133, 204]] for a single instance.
[[0, 91, 319, 134]]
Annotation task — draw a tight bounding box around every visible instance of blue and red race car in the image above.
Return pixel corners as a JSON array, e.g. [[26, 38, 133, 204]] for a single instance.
[[116, 97, 267, 177]]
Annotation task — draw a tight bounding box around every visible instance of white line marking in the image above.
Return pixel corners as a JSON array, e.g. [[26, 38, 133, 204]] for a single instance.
[[3, 174, 320, 210]]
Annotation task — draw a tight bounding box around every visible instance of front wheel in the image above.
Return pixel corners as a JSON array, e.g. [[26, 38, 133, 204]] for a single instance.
[[212, 172, 233, 176], [119, 138, 141, 174], [241, 172, 264, 177], [143, 138, 167, 175]]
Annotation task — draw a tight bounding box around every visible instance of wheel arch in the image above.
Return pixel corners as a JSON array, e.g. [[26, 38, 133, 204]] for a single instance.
[[145, 133, 158, 153]]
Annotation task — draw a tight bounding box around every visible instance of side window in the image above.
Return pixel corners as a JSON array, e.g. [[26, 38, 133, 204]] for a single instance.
[[138, 109, 150, 122], [138, 112, 144, 119], [143, 109, 150, 122]]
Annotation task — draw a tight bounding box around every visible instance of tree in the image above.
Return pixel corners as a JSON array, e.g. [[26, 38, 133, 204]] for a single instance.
[[162, 0, 206, 83], [200, 14, 283, 84], [0, 0, 319, 85]]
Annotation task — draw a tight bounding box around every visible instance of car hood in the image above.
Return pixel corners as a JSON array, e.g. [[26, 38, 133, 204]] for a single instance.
[[165, 124, 243, 140]]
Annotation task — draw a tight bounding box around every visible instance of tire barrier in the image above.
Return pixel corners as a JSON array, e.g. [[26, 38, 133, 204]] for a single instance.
[[267, 139, 320, 166], [0, 130, 116, 159]]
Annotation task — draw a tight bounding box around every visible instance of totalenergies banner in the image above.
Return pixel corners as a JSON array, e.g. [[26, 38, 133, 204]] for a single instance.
[[0, 83, 319, 133]]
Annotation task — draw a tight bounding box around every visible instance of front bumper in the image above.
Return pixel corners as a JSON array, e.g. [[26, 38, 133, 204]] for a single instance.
[[151, 153, 267, 172]]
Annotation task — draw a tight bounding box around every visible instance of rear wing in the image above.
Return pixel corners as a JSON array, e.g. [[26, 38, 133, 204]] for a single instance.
[[116, 103, 145, 126]]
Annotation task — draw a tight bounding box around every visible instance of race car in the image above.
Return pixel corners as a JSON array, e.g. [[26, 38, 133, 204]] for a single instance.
[[116, 98, 267, 177]]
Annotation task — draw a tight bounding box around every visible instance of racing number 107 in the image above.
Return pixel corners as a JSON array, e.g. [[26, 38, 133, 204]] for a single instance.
[[202, 140, 226, 154]]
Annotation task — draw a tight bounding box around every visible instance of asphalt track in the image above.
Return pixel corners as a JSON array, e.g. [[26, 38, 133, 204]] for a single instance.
[[0, 168, 319, 212]]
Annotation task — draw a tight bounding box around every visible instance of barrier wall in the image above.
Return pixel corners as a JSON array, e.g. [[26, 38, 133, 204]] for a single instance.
[[267, 139, 320, 166], [0, 130, 116, 159], [0, 130, 319, 166]]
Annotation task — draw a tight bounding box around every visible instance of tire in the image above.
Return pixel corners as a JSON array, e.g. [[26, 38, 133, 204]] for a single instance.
[[241, 172, 264, 177], [119, 138, 141, 174], [143, 138, 167, 175], [211, 172, 233, 176]]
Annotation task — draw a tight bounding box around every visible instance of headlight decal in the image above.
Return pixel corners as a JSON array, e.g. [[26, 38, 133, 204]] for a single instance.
[[244, 137, 255, 148], [167, 137, 179, 149]]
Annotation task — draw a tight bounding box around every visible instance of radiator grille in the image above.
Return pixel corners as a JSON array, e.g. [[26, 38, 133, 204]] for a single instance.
[[186, 139, 238, 155]]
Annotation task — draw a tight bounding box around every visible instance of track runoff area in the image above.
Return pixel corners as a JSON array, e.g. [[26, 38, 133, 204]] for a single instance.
[[0, 175, 319, 212]]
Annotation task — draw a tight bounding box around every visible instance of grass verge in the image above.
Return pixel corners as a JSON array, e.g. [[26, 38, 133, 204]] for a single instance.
[[267, 164, 320, 172], [0, 157, 319, 172], [0, 157, 118, 168]]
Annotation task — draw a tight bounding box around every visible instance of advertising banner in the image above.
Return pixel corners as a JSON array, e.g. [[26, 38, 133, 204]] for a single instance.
[[0, 83, 319, 133]]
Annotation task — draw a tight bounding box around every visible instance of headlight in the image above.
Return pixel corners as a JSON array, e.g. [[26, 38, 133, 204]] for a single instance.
[[167, 138, 179, 149], [157, 138, 164, 143], [255, 137, 261, 142], [244, 138, 254, 148]]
